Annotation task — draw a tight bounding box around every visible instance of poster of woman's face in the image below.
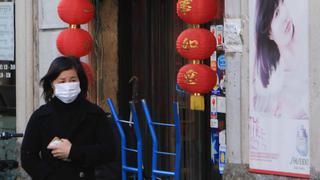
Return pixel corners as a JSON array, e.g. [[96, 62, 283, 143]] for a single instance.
[[249, 0, 310, 178], [250, 0, 309, 119]]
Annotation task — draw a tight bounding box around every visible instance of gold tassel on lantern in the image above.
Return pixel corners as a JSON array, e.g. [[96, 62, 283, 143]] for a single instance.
[[190, 59, 204, 111], [177, 63, 216, 111], [190, 93, 204, 111]]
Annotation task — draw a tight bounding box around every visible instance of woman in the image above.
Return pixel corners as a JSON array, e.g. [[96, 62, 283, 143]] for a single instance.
[[254, 0, 308, 118], [255, 0, 295, 88], [21, 56, 116, 179]]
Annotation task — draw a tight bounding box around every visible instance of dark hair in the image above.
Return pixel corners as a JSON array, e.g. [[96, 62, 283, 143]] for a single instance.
[[255, 0, 281, 88], [40, 56, 88, 103]]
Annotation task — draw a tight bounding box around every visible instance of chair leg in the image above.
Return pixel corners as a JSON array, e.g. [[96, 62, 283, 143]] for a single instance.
[[122, 170, 126, 180]]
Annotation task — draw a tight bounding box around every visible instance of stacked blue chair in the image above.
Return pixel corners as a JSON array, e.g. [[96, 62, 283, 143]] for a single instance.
[[107, 98, 143, 180], [141, 99, 181, 180]]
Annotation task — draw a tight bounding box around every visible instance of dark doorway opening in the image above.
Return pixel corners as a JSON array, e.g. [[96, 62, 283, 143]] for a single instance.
[[118, 0, 221, 179]]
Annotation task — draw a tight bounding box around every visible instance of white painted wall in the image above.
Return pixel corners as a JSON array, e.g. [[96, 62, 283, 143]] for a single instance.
[[225, 0, 245, 164], [37, 0, 67, 105], [15, 0, 35, 136], [309, 0, 320, 172], [38, 30, 63, 105]]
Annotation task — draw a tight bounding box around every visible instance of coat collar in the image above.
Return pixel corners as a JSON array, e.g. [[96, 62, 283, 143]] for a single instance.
[[38, 97, 103, 139]]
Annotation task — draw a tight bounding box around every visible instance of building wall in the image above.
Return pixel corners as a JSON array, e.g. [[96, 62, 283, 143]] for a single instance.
[[15, 0, 35, 179], [225, 0, 247, 165], [90, 0, 118, 111], [309, 0, 320, 175]]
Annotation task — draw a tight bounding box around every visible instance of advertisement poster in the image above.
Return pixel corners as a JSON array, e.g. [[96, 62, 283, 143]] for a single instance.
[[0, 2, 14, 61], [249, 0, 309, 178]]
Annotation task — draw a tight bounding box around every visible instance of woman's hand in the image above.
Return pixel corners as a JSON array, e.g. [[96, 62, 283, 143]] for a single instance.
[[49, 139, 72, 160]]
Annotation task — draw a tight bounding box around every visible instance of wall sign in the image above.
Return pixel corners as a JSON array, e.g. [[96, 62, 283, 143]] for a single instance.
[[39, 0, 68, 29], [0, 2, 14, 61]]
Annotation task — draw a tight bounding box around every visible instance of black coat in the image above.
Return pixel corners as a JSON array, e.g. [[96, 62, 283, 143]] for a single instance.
[[21, 97, 117, 180]]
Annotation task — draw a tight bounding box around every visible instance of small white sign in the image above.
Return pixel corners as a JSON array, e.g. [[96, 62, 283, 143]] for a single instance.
[[5, 72, 10, 78], [0, 2, 14, 61], [210, 119, 218, 128], [219, 130, 226, 145], [217, 96, 226, 113], [39, 0, 68, 29], [210, 95, 218, 119], [224, 18, 242, 53]]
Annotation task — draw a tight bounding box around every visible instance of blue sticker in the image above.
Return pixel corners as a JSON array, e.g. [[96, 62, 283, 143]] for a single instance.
[[211, 129, 219, 164], [219, 145, 227, 174], [217, 55, 226, 70]]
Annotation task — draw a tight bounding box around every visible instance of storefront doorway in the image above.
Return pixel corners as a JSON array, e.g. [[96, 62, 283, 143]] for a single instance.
[[0, 0, 18, 178], [118, 0, 222, 179]]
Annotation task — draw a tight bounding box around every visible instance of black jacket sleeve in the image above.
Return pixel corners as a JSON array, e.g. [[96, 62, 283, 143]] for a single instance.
[[21, 111, 53, 180], [69, 112, 116, 168]]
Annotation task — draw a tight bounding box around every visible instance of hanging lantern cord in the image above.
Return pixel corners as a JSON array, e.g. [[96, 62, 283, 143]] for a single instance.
[[192, 24, 200, 28], [69, 24, 80, 29]]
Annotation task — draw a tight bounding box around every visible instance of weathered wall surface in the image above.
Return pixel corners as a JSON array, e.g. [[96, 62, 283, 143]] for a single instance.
[[92, 0, 118, 111], [309, 0, 320, 174]]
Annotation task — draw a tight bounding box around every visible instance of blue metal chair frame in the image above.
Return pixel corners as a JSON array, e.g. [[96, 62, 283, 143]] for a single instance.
[[107, 98, 143, 180], [141, 99, 181, 180]]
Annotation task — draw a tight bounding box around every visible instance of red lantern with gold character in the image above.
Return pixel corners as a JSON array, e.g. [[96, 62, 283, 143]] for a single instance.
[[176, 28, 216, 60], [176, 0, 218, 24], [56, 28, 93, 58], [177, 64, 216, 93], [58, 0, 95, 24], [177, 64, 216, 110]]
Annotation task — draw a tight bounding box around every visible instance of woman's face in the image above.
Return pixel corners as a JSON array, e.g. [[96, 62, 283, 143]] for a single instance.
[[269, 0, 294, 48], [52, 69, 79, 87]]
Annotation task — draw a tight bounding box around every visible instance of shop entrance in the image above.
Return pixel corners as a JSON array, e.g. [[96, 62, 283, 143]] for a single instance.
[[117, 0, 223, 179], [0, 0, 19, 178]]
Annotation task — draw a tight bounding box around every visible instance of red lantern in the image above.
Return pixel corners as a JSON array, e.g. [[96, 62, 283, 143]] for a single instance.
[[213, 0, 224, 19], [81, 61, 94, 87], [58, 0, 94, 24], [177, 64, 216, 94], [56, 28, 93, 58], [176, 0, 218, 24], [176, 28, 216, 60]]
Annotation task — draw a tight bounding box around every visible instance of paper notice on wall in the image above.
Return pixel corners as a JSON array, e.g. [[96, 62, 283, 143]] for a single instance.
[[0, 2, 14, 61], [217, 96, 226, 113], [224, 18, 242, 53], [39, 0, 68, 29]]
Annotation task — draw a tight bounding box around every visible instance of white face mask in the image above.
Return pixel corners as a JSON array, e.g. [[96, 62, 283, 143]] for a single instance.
[[54, 82, 81, 104]]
